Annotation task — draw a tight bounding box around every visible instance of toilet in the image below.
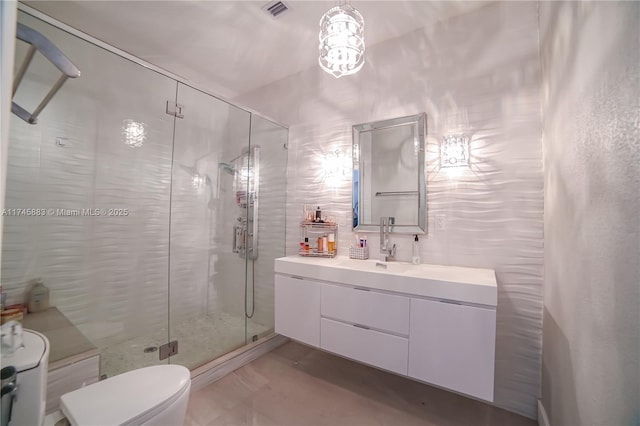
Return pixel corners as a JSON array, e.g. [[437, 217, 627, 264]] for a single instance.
[[1, 328, 191, 426], [48, 364, 192, 426]]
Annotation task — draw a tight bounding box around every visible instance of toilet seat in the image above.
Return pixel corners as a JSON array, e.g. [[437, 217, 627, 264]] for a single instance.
[[60, 364, 190, 426]]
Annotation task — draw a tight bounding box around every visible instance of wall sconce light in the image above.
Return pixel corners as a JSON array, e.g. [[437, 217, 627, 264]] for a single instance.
[[122, 119, 146, 148], [322, 149, 349, 186], [440, 135, 469, 168]]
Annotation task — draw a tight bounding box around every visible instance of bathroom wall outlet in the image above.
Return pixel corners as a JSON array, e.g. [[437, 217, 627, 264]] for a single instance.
[[435, 215, 447, 230]]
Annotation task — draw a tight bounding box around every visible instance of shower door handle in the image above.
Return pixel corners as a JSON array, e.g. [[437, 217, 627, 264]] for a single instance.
[[231, 225, 238, 253]]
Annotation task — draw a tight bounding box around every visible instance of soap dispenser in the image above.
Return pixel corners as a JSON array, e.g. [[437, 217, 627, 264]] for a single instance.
[[27, 279, 49, 313], [412, 235, 420, 265]]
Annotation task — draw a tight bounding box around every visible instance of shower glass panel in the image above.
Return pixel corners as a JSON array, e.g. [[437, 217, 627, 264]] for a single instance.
[[4, 11, 175, 378], [3, 6, 289, 391], [244, 116, 288, 340], [168, 83, 251, 369]]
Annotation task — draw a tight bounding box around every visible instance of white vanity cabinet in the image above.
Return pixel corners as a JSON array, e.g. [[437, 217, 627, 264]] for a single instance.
[[274, 256, 498, 403], [408, 298, 496, 401], [274, 274, 321, 346]]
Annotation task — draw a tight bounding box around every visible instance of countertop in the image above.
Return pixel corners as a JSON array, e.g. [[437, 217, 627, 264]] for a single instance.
[[275, 255, 498, 307]]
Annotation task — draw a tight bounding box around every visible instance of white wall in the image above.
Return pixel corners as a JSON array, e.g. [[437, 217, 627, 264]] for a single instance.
[[237, 1, 543, 418], [539, 1, 640, 424], [0, 1, 17, 283]]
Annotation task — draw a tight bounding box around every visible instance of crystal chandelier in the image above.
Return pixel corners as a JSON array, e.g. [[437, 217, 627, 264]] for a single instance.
[[318, 3, 365, 78]]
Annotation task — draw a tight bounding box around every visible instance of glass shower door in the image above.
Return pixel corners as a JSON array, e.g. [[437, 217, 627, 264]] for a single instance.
[[5, 7, 288, 387], [4, 10, 176, 380], [168, 83, 251, 369], [244, 116, 288, 341]]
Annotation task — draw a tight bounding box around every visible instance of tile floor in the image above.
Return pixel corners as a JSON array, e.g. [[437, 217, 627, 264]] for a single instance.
[[186, 341, 536, 426]]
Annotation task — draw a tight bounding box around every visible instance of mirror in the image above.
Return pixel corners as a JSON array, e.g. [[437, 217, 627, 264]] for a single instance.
[[352, 113, 426, 234]]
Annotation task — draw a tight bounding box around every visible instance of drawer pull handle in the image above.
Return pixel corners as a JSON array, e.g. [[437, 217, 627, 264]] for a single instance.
[[291, 276, 303, 280], [440, 300, 462, 305], [353, 287, 370, 291], [353, 324, 370, 330]]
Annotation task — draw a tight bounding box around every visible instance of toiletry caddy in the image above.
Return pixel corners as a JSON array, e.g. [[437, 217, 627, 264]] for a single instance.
[[299, 221, 338, 258]]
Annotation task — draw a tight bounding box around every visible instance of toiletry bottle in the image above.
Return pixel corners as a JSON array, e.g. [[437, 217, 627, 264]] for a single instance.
[[327, 233, 335, 254], [304, 237, 310, 253], [315, 206, 322, 222], [322, 235, 328, 254], [317, 236, 324, 253], [412, 235, 420, 265], [28, 279, 50, 313]]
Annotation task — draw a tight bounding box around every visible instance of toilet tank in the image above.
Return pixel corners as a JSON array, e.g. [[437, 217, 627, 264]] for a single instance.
[[1, 329, 50, 426]]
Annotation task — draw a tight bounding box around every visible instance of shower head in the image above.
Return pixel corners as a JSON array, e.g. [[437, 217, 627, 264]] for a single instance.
[[218, 162, 235, 175], [180, 164, 198, 176]]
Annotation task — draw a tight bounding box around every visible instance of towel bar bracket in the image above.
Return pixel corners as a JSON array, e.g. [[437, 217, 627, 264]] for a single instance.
[[11, 23, 80, 125]]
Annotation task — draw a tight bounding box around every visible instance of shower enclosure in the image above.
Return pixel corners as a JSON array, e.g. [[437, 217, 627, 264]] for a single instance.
[[2, 9, 287, 380]]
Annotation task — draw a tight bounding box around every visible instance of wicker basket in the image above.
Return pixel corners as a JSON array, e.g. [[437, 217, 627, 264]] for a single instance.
[[349, 246, 369, 260]]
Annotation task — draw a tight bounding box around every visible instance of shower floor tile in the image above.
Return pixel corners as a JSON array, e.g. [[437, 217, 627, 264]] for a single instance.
[[100, 312, 270, 378]]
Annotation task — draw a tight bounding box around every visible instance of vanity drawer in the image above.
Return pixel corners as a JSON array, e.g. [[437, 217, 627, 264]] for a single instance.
[[321, 283, 410, 335], [321, 318, 408, 375]]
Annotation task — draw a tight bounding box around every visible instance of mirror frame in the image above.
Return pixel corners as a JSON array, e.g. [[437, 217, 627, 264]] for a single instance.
[[352, 113, 427, 234]]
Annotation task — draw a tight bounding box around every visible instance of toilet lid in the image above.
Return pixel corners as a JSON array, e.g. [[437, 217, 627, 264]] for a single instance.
[[61, 364, 190, 426]]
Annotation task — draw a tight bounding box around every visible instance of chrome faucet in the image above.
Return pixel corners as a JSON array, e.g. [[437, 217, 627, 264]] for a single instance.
[[379, 217, 397, 261]]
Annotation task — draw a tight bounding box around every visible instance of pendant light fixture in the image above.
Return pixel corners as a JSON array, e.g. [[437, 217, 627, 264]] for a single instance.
[[318, 2, 365, 78]]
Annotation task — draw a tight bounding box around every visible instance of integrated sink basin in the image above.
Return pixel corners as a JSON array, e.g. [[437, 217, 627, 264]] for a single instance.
[[335, 257, 412, 273], [275, 255, 497, 306]]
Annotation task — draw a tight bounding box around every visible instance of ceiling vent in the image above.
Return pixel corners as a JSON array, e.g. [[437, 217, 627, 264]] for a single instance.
[[262, 1, 290, 18]]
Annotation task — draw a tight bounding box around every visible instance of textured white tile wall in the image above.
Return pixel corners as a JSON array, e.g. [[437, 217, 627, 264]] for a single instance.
[[235, 1, 543, 418], [0, 1, 17, 272], [540, 2, 640, 424]]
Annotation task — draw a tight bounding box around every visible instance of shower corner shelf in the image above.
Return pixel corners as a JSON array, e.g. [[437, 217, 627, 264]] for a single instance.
[[298, 221, 338, 258]]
